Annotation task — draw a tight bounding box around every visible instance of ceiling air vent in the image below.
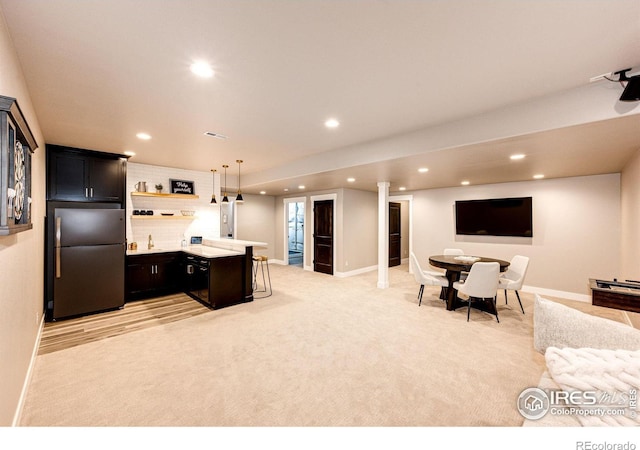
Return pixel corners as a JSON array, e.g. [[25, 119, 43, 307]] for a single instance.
[[203, 131, 228, 139]]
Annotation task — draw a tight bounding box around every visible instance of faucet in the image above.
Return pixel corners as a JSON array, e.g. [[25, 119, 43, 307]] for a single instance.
[[148, 234, 154, 250]]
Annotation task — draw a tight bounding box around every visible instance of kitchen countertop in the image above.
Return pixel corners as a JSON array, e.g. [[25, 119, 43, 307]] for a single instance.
[[127, 245, 243, 258]]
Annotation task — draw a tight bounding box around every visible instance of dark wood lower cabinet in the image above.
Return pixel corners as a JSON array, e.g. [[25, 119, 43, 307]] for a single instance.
[[127, 251, 250, 308], [125, 252, 183, 300]]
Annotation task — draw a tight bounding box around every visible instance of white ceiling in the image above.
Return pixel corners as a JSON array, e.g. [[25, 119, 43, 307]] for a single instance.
[[1, 0, 640, 194]]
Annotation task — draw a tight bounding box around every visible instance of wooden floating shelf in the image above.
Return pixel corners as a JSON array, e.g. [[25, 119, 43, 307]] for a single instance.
[[131, 192, 199, 199], [131, 215, 195, 220]]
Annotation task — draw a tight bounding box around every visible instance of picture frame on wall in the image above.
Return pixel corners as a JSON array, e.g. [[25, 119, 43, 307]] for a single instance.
[[170, 179, 195, 195]]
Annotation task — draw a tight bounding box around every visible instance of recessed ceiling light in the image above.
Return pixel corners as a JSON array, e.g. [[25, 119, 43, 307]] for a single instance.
[[284, 188, 289, 192], [325, 118, 340, 128], [136, 132, 151, 140], [510, 154, 526, 160], [123, 151, 135, 157], [347, 177, 356, 183], [399, 187, 407, 191], [533, 174, 545, 179], [418, 167, 429, 173], [298, 185, 306, 190], [190, 61, 214, 78], [461, 180, 470, 186], [260, 191, 266, 195]]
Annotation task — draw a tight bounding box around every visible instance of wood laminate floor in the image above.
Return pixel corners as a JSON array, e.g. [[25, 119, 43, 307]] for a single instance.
[[38, 293, 210, 355]]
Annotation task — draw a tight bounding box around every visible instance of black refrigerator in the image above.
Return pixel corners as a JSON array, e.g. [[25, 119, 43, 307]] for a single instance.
[[45, 203, 125, 320]]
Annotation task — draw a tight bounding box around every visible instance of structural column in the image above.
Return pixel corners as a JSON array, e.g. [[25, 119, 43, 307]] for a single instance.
[[377, 181, 390, 288]]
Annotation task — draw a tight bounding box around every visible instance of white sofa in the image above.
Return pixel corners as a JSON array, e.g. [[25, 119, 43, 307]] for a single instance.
[[523, 295, 640, 426]]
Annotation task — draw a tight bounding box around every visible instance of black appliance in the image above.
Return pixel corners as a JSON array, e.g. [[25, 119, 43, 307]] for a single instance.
[[455, 197, 533, 237], [45, 203, 125, 319], [185, 255, 210, 305]]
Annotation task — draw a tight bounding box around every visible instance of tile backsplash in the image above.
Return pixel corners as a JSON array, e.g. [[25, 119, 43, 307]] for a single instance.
[[126, 162, 221, 248]]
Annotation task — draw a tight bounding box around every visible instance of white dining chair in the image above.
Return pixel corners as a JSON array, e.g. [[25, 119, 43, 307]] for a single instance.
[[443, 248, 464, 256], [409, 252, 449, 306], [453, 261, 501, 322], [498, 255, 529, 314]]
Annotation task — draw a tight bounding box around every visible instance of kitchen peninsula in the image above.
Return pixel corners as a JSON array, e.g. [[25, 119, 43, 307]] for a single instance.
[[125, 238, 267, 309]]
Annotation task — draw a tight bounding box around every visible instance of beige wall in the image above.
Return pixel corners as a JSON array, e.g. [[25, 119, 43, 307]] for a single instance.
[[0, 7, 45, 426], [275, 188, 378, 274], [621, 149, 640, 281], [341, 189, 377, 272], [410, 174, 621, 296], [235, 193, 276, 260]]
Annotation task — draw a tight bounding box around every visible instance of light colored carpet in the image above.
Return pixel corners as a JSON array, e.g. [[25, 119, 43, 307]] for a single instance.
[[19, 263, 633, 426]]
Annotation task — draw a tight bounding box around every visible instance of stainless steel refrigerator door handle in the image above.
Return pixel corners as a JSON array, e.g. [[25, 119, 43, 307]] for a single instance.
[[90, 187, 94, 197], [55, 216, 62, 278], [85, 187, 89, 198]]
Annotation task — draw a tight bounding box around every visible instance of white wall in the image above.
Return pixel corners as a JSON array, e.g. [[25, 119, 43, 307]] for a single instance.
[[410, 174, 621, 296], [0, 7, 46, 426], [126, 162, 220, 248], [235, 193, 276, 260], [621, 149, 640, 281], [341, 189, 377, 273]]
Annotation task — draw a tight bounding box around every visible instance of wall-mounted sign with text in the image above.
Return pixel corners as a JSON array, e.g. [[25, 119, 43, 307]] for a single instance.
[[170, 179, 195, 195]]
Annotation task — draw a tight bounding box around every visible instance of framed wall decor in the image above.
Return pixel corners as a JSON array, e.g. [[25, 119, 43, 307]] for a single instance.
[[170, 179, 195, 195], [0, 95, 38, 235]]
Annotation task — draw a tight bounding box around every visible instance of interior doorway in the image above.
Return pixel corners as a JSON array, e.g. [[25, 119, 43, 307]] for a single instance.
[[287, 201, 304, 267]]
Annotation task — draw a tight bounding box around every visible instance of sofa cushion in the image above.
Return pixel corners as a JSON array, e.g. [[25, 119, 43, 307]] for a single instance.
[[545, 346, 640, 426], [533, 294, 640, 353]]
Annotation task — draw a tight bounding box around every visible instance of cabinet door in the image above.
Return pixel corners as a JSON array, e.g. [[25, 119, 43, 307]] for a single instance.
[[47, 150, 89, 201], [125, 261, 155, 299], [154, 255, 182, 293], [89, 157, 124, 202]]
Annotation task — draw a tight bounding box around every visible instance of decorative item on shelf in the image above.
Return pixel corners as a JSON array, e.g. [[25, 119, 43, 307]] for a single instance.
[[210, 169, 217, 204], [155, 183, 163, 193], [236, 159, 244, 203], [181, 210, 195, 216], [135, 181, 147, 192], [170, 179, 195, 195], [221, 164, 229, 204]]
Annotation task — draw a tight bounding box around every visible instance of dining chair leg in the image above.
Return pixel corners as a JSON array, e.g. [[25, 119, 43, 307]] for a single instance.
[[467, 297, 472, 321], [504, 290, 509, 305], [494, 297, 500, 323], [418, 285, 424, 306], [515, 290, 524, 314]]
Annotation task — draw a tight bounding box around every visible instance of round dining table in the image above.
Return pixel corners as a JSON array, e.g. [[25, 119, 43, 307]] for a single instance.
[[428, 255, 510, 311]]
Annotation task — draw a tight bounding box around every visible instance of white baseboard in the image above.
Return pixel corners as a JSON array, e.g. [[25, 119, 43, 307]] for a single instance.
[[335, 265, 378, 278], [520, 285, 591, 303], [13, 314, 45, 427]]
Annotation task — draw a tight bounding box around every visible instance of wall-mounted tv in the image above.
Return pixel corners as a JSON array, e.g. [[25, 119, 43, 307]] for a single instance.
[[455, 197, 533, 237]]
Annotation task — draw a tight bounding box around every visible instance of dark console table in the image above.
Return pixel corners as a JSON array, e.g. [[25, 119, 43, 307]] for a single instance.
[[590, 278, 640, 313]]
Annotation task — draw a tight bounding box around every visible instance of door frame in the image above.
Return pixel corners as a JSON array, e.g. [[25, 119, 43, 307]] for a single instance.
[[389, 194, 413, 269], [310, 193, 337, 274], [283, 197, 307, 266]]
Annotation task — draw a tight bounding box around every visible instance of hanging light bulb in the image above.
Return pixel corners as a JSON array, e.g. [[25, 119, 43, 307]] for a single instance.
[[236, 159, 244, 203], [221, 165, 229, 203], [210, 169, 217, 204]]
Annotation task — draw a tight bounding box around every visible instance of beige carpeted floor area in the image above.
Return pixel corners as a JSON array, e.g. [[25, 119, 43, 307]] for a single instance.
[[19, 263, 636, 427]]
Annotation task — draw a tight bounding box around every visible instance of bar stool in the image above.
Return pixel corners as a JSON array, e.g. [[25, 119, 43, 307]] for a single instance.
[[252, 254, 272, 298]]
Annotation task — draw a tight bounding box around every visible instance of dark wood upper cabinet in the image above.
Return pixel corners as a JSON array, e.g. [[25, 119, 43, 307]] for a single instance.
[[46, 144, 127, 202]]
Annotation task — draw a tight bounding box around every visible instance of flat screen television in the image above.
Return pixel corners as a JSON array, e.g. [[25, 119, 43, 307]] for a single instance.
[[455, 197, 533, 237]]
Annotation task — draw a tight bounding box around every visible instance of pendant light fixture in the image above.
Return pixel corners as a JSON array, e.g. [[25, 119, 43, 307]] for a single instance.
[[221, 164, 229, 204], [235, 160, 244, 203], [210, 169, 217, 204]]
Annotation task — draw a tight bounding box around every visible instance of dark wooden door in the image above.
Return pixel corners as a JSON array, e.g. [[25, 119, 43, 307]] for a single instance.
[[313, 199, 334, 275], [389, 202, 401, 267]]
